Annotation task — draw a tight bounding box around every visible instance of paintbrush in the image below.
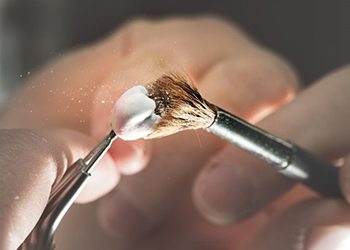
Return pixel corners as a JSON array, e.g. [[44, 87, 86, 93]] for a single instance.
[[112, 73, 341, 197]]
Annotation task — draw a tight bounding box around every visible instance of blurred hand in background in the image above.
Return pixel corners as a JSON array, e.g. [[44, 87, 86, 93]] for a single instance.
[[0, 16, 349, 250]]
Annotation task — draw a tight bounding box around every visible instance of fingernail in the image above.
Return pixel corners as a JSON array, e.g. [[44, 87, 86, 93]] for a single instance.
[[109, 139, 151, 175], [193, 157, 253, 224], [306, 226, 350, 250], [97, 189, 154, 240], [120, 140, 150, 175]]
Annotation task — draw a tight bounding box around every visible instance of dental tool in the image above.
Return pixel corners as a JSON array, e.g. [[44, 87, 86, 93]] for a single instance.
[[18, 130, 117, 250]]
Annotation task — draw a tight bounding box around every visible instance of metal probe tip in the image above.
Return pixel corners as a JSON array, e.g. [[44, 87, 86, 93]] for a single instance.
[[83, 130, 118, 170]]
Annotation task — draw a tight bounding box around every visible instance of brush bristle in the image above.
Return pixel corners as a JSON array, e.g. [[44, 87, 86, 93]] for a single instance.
[[145, 73, 216, 138]]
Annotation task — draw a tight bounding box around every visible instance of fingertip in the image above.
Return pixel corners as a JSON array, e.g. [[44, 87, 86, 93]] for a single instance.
[[109, 139, 151, 175], [75, 153, 121, 203], [73, 134, 151, 203], [193, 147, 293, 225], [49, 129, 121, 203], [193, 155, 256, 225], [97, 188, 155, 241]]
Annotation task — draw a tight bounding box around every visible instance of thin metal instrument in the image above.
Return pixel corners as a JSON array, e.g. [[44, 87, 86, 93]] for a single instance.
[[18, 130, 117, 250]]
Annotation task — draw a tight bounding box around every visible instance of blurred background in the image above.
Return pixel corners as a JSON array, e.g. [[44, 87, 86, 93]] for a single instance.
[[0, 0, 349, 104]]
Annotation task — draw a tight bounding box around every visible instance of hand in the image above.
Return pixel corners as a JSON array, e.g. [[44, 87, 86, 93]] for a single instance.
[[0, 16, 300, 249], [0, 129, 117, 249], [194, 65, 350, 250]]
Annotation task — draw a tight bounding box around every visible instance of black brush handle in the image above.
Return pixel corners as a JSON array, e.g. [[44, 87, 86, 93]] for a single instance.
[[284, 145, 341, 197], [207, 107, 342, 197]]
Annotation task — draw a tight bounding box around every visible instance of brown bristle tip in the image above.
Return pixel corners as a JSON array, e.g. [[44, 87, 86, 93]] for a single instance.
[[145, 73, 216, 138]]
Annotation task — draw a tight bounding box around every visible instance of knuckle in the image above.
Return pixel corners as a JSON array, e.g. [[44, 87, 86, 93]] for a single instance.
[[194, 16, 232, 30], [245, 50, 300, 96], [206, 52, 299, 104], [124, 16, 238, 36], [111, 18, 157, 56], [194, 16, 247, 39], [120, 18, 155, 34], [266, 55, 300, 96]]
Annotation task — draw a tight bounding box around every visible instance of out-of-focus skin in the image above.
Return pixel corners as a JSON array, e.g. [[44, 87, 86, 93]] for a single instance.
[[0, 129, 118, 249], [0, 16, 349, 250]]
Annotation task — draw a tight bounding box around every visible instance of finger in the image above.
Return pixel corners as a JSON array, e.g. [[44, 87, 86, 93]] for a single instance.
[[0, 129, 120, 249], [199, 48, 298, 121], [0, 25, 148, 178], [193, 65, 350, 224], [191, 49, 298, 224], [97, 130, 223, 241], [93, 17, 298, 242], [0, 16, 249, 131], [91, 16, 258, 137], [0, 16, 248, 177], [246, 199, 350, 250], [0, 39, 119, 131], [55, 130, 121, 203], [108, 16, 254, 78], [92, 16, 257, 206]]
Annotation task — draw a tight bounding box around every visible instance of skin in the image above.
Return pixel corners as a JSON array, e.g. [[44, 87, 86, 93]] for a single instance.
[[0, 16, 349, 250], [0, 129, 118, 249]]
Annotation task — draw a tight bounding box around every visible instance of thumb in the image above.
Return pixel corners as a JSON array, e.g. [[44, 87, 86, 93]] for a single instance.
[[193, 65, 350, 224], [0, 129, 119, 249]]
